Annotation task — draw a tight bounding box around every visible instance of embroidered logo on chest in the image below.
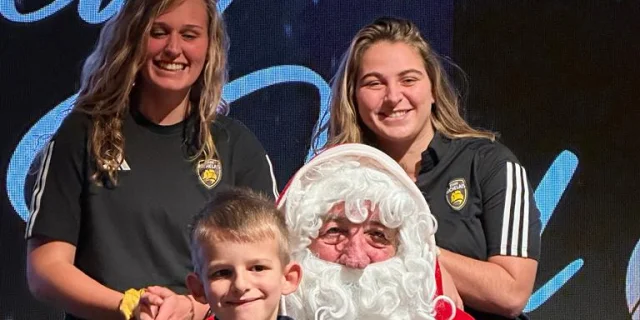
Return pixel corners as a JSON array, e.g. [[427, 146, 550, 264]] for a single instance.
[[445, 178, 467, 211], [197, 159, 222, 189]]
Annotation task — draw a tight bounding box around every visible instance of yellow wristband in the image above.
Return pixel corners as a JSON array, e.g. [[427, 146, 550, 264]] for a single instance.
[[119, 288, 146, 320]]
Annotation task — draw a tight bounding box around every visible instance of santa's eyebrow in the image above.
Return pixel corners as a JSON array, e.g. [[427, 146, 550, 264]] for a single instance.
[[325, 216, 393, 230], [325, 216, 350, 224], [368, 221, 387, 228]]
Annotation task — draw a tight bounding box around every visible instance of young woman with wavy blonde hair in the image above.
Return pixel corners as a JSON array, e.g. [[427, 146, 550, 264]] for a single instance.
[[315, 17, 541, 320], [25, 0, 277, 319], [76, 0, 227, 184]]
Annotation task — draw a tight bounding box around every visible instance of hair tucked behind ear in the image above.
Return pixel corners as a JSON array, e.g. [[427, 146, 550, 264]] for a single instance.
[[75, 0, 228, 185], [313, 16, 494, 153]]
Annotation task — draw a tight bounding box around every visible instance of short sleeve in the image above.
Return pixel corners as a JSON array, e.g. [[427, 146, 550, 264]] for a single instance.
[[24, 112, 89, 246], [231, 120, 278, 200], [477, 143, 542, 260]]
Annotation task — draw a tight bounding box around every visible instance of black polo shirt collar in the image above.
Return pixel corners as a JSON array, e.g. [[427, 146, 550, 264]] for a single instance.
[[419, 131, 451, 174]]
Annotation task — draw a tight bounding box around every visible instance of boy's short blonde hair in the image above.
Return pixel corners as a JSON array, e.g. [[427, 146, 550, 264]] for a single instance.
[[189, 187, 290, 274]]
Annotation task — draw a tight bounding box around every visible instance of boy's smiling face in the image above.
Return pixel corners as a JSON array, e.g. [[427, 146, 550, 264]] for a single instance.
[[187, 237, 301, 320]]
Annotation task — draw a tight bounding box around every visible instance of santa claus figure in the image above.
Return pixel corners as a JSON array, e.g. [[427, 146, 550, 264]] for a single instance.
[[276, 143, 473, 320]]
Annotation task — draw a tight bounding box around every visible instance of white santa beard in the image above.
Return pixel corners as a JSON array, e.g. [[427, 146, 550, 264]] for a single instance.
[[285, 249, 438, 320]]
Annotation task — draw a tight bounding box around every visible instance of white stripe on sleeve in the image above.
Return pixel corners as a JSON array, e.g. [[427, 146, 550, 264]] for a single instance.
[[521, 166, 530, 258], [500, 162, 514, 255], [510, 163, 523, 256], [265, 155, 279, 199], [25, 141, 55, 238]]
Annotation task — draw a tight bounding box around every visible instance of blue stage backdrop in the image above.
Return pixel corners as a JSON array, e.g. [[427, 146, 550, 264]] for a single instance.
[[0, 1, 638, 319]]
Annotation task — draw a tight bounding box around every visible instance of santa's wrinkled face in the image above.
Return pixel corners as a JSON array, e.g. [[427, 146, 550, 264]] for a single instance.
[[308, 202, 398, 269]]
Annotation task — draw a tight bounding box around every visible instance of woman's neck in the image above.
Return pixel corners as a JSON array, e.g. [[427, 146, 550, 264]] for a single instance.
[[377, 126, 435, 181], [137, 85, 191, 125]]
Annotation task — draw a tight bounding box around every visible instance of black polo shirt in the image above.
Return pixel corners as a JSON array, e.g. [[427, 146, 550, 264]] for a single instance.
[[417, 132, 541, 320], [25, 109, 277, 320]]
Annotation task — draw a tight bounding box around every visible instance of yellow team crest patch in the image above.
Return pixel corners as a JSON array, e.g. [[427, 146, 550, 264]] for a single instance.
[[197, 159, 222, 189], [446, 178, 467, 210]]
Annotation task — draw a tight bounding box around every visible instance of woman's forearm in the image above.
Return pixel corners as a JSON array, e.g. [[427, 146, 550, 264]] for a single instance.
[[438, 248, 537, 318], [28, 241, 124, 320]]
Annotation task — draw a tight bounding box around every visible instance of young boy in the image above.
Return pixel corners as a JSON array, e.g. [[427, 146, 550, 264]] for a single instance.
[[186, 188, 302, 320]]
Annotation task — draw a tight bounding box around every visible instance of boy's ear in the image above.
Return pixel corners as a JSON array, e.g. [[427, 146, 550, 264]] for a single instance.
[[281, 261, 302, 295], [186, 272, 208, 305]]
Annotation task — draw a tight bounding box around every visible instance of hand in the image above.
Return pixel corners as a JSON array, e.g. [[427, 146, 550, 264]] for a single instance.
[[146, 286, 194, 320], [136, 290, 164, 320], [440, 263, 464, 310]]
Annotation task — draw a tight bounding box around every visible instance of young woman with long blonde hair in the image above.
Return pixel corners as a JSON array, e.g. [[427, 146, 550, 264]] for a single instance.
[[25, 0, 277, 318], [316, 17, 541, 320]]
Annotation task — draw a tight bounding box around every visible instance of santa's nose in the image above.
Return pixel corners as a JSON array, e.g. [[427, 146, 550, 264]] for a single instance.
[[337, 234, 372, 269]]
